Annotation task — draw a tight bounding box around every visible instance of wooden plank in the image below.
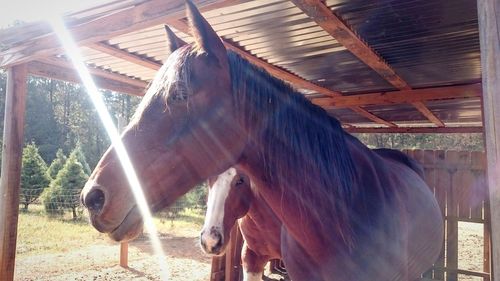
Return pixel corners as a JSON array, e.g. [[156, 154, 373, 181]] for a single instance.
[[168, 20, 396, 127], [0, 64, 28, 281], [88, 42, 161, 70], [425, 150, 445, 280], [290, 0, 444, 126], [478, 1, 500, 280], [446, 151, 459, 281], [457, 151, 473, 219], [420, 150, 437, 279], [470, 152, 487, 220], [434, 151, 448, 215], [346, 127, 483, 134], [225, 225, 243, 281], [0, 0, 249, 68], [312, 84, 482, 108], [27, 61, 146, 96], [413, 149, 424, 167]]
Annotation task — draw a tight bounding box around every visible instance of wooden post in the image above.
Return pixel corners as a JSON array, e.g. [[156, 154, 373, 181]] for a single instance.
[[477, 1, 500, 280], [0, 64, 28, 281], [225, 225, 243, 281], [116, 116, 130, 268], [120, 242, 128, 267]]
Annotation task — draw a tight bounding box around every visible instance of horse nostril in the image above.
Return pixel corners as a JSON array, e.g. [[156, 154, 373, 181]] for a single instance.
[[212, 232, 223, 252], [200, 237, 207, 251], [84, 189, 105, 213]]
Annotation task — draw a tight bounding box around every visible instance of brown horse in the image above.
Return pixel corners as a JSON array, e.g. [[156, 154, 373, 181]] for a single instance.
[[201, 168, 282, 281], [201, 149, 424, 281], [81, 2, 443, 280]]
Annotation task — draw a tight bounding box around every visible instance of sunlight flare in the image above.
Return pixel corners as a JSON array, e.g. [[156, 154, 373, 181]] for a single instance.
[[49, 17, 169, 281]]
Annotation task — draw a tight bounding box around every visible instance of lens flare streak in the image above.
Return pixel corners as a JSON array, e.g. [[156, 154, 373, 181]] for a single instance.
[[49, 17, 169, 281]]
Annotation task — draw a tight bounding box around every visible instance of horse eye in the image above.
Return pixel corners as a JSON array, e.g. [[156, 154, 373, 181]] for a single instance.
[[234, 177, 245, 186]]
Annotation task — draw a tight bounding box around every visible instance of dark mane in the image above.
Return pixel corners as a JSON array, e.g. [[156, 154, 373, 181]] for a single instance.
[[226, 51, 358, 246]]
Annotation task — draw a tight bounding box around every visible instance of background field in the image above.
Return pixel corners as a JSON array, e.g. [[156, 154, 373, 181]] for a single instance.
[[14, 205, 212, 281], [13, 205, 485, 281]]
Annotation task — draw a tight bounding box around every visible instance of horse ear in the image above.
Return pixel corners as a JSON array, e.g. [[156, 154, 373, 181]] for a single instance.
[[186, 0, 226, 62], [164, 25, 186, 54]]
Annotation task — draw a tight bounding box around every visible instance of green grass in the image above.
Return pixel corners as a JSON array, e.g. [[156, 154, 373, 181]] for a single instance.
[[16, 204, 105, 256], [16, 205, 206, 256]]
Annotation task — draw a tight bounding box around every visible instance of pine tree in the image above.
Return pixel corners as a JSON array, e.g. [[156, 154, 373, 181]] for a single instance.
[[43, 148, 88, 219], [73, 143, 91, 176], [20, 143, 50, 210], [47, 149, 67, 179]]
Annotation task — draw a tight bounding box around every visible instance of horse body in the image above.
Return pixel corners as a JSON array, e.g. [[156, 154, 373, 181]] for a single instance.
[[81, 2, 443, 280], [239, 138, 442, 280], [239, 195, 282, 281], [204, 147, 436, 281]]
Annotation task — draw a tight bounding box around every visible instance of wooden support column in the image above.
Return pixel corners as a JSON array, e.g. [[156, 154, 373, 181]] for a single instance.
[[478, 0, 500, 280], [0, 64, 28, 281], [225, 225, 243, 281]]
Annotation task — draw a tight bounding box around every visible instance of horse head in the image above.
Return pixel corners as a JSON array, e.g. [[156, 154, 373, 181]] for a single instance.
[[80, 1, 246, 241], [200, 168, 253, 255]]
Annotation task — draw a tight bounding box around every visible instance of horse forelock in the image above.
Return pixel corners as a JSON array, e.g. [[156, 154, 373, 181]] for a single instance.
[[226, 51, 359, 248]]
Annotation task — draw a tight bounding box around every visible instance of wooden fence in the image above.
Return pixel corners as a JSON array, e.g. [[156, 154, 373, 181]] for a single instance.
[[405, 150, 491, 281], [210, 150, 492, 281]]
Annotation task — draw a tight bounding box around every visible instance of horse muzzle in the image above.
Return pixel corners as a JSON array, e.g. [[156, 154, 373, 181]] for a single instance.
[[200, 227, 224, 255]]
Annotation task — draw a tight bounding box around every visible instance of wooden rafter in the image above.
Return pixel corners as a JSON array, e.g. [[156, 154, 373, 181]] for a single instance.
[[168, 20, 396, 127], [291, 0, 445, 127], [88, 42, 161, 70], [0, 0, 250, 68], [346, 126, 483, 134], [27, 60, 146, 96], [312, 84, 482, 108], [39, 56, 149, 89]]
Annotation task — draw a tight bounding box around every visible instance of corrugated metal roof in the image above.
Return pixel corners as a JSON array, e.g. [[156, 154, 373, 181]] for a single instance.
[[202, 0, 396, 93], [326, 0, 481, 88], [0, 0, 484, 129]]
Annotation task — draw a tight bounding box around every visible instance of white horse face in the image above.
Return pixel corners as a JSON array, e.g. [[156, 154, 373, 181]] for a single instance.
[[200, 168, 252, 255]]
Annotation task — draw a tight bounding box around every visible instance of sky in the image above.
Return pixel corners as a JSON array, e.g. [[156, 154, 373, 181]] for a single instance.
[[0, 0, 110, 28]]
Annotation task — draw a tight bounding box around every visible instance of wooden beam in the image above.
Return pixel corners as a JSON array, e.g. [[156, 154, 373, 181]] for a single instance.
[[411, 101, 444, 127], [291, 0, 444, 127], [0, 0, 249, 68], [312, 84, 482, 108], [39, 56, 149, 89], [346, 126, 483, 134], [87, 42, 161, 70], [0, 64, 28, 281], [478, 1, 500, 280], [27, 61, 146, 96], [168, 20, 396, 127]]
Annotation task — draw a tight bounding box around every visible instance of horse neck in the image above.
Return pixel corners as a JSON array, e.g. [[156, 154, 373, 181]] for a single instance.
[[245, 191, 278, 227], [230, 54, 359, 248]]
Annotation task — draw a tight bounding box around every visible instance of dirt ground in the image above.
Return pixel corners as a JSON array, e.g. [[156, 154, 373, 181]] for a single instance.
[[15, 231, 212, 281], [15, 222, 485, 281]]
